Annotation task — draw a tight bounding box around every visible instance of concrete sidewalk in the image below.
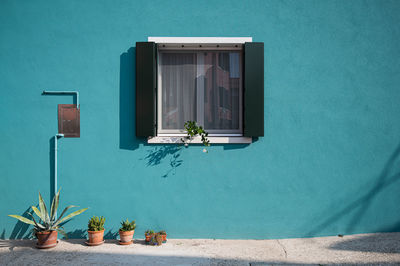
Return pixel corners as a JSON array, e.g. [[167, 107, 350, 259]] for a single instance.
[[0, 233, 399, 265]]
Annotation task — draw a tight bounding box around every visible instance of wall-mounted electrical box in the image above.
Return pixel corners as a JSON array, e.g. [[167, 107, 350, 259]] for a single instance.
[[58, 104, 80, 137]]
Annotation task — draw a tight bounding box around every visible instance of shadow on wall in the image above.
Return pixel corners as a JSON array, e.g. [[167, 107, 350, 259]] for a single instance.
[[119, 46, 251, 177], [144, 145, 183, 178], [66, 229, 87, 239], [305, 141, 400, 237], [329, 233, 400, 253], [8, 207, 34, 239], [119, 47, 145, 150]]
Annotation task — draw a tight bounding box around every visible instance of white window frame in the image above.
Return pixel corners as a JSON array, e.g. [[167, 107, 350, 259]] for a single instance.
[[148, 37, 253, 144]]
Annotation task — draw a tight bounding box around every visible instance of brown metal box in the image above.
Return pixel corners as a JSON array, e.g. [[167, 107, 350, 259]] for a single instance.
[[58, 104, 80, 138]]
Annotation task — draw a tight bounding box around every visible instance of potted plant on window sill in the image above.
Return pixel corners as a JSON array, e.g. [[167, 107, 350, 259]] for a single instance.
[[181, 121, 210, 152], [87, 216, 105, 246], [119, 219, 136, 245], [8, 189, 88, 249]]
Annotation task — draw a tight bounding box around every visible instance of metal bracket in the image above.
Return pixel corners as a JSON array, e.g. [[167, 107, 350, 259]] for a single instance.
[[42, 90, 80, 109]]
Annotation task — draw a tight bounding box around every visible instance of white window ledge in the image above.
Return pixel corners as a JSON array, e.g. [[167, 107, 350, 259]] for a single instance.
[[147, 136, 252, 144], [148, 37, 252, 44]]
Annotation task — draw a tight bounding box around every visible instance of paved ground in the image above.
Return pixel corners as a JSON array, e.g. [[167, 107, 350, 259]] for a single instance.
[[0, 233, 399, 265]]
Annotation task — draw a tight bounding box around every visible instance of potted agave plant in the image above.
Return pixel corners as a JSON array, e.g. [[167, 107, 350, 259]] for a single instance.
[[145, 229, 155, 243], [8, 189, 88, 249], [87, 216, 105, 246], [119, 219, 136, 245]]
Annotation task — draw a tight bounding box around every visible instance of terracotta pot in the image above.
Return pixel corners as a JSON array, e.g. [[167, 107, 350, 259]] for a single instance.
[[36, 231, 58, 249], [162, 234, 167, 242], [156, 234, 163, 245], [145, 233, 154, 242], [119, 230, 134, 244], [88, 229, 104, 244]]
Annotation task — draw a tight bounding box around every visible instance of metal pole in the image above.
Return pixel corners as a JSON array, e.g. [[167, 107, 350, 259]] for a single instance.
[[54, 134, 64, 219]]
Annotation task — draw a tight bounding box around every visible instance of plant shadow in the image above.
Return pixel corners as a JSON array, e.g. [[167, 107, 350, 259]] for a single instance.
[[9, 207, 34, 240], [144, 145, 184, 178]]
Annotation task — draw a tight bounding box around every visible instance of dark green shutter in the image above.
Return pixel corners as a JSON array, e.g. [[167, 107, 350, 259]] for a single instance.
[[136, 42, 157, 137], [244, 42, 264, 137]]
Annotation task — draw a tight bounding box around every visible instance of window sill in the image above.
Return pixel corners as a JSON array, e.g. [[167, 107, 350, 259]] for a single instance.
[[147, 136, 252, 144]]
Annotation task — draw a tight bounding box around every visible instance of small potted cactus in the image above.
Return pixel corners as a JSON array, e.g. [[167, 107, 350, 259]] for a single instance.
[[145, 229, 155, 243], [158, 230, 167, 243], [119, 219, 136, 245], [87, 216, 105, 246], [149, 233, 163, 246]]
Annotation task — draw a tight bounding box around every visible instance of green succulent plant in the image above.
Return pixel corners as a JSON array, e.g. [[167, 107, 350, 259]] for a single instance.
[[158, 230, 166, 235], [181, 121, 210, 147], [88, 216, 105, 231], [8, 189, 88, 238], [119, 218, 136, 232], [145, 229, 155, 236]]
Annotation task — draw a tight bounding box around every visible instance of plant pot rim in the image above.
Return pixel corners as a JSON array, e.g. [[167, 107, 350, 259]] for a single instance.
[[88, 229, 105, 233], [119, 230, 135, 233], [36, 230, 57, 235]]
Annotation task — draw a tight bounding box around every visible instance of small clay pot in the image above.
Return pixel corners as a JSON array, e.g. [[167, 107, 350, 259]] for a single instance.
[[155, 234, 163, 246], [161, 234, 167, 243], [87, 229, 104, 245], [119, 230, 134, 244], [145, 233, 154, 242], [36, 231, 58, 249]]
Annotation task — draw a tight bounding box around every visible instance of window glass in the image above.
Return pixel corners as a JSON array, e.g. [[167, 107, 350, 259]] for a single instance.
[[159, 50, 242, 133]]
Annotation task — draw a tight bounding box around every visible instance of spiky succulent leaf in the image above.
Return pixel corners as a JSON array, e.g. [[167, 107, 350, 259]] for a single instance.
[[8, 215, 36, 226], [55, 205, 77, 224], [27, 212, 45, 230], [31, 206, 45, 222], [38, 192, 50, 224], [55, 208, 88, 226], [50, 189, 60, 222]]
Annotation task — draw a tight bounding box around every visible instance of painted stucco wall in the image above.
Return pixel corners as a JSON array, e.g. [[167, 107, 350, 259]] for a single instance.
[[1, 0, 400, 239]]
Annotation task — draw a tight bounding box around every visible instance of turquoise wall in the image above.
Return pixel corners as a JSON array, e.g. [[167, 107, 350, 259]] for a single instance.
[[1, 0, 400, 239]]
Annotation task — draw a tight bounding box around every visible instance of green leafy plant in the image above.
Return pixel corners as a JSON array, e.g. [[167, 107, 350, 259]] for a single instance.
[[88, 216, 105, 231], [158, 230, 166, 235], [181, 121, 210, 147], [119, 219, 136, 232], [8, 189, 88, 237], [145, 229, 155, 236]]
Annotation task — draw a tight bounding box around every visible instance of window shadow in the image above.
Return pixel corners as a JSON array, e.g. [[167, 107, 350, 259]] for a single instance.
[[119, 47, 145, 150], [303, 142, 400, 237]]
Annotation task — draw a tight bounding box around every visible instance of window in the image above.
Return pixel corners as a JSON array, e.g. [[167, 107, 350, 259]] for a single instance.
[[136, 37, 264, 144], [158, 47, 243, 135]]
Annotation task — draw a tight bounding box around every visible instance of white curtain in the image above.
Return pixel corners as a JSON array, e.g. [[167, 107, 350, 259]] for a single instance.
[[161, 52, 197, 129], [160, 51, 241, 131]]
